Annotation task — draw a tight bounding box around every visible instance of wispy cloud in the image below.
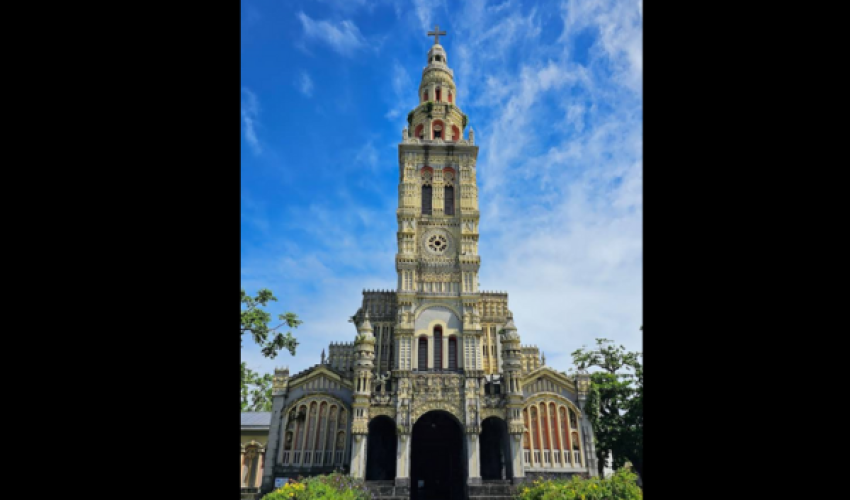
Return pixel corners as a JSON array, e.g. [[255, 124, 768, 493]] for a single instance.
[[242, 0, 642, 376], [297, 71, 314, 97], [355, 141, 379, 171], [385, 60, 413, 120], [412, 0, 446, 34], [241, 87, 261, 155], [297, 12, 367, 57], [313, 0, 375, 14]]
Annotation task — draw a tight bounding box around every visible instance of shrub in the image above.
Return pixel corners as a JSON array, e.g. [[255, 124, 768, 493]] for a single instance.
[[261, 473, 372, 500], [262, 480, 305, 500], [515, 469, 641, 500]]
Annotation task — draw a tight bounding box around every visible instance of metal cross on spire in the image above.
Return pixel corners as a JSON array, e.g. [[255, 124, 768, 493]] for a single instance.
[[427, 25, 446, 45]]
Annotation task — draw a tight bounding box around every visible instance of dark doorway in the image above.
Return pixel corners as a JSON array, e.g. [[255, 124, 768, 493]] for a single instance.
[[411, 410, 466, 500], [366, 416, 397, 480], [480, 417, 511, 480]]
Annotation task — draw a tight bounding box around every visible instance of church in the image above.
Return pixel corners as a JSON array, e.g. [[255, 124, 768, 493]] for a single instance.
[[248, 28, 598, 500]]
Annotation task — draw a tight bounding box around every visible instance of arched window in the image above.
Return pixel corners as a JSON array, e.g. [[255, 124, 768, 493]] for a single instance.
[[423, 92, 428, 102], [315, 402, 327, 464], [242, 445, 261, 487], [421, 167, 433, 215], [433, 326, 443, 370], [531, 407, 540, 464], [549, 403, 559, 464], [422, 185, 432, 215], [436, 88, 442, 102], [418, 337, 428, 370], [569, 408, 578, 429], [452, 125, 460, 141], [448, 337, 457, 370], [443, 169, 455, 215], [560, 407, 570, 452], [432, 120, 444, 140], [415, 124, 424, 139]]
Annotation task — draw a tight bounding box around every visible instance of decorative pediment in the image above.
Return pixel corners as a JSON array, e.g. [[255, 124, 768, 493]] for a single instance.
[[522, 366, 577, 393], [288, 365, 352, 391]]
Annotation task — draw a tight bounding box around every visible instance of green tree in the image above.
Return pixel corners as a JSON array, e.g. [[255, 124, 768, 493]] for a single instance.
[[571, 332, 643, 483], [241, 362, 274, 412], [241, 288, 302, 358], [241, 288, 302, 412]]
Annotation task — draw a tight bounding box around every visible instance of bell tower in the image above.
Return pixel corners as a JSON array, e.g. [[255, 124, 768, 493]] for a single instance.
[[395, 27, 483, 375]]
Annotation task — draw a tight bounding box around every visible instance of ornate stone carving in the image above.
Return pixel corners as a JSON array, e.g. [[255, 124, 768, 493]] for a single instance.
[[369, 406, 397, 420], [370, 393, 393, 405], [480, 407, 507, 421]]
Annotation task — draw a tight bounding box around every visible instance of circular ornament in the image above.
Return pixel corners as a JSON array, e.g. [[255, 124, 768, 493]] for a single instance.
[[421, 229, 453, 256]]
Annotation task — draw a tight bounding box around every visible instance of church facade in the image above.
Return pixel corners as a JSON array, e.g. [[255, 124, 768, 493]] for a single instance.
[[258, 30, 598, 499]]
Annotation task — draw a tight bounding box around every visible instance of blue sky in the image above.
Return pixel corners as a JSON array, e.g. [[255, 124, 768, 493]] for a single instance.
[[241, 0, 642, 377]]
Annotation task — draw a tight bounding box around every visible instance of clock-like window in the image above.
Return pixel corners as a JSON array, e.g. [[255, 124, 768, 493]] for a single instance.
[[428, 234, 448, 253]]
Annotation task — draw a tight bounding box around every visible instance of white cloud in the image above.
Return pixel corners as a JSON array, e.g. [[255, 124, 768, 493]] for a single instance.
[[385, 60, 413, 120], [297, 11, 367, 57], [561, 0, 643, 91], [412, 0, 446, 34], [241, 87, 261, 155], [242, 0, 643, 376], [297, 71, 314, 97], [354, 142, 379, 172]]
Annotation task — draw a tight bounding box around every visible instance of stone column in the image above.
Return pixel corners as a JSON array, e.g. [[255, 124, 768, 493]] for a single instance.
[[396, 434, 411, 487], [241, 449, 246, 486], [442, 335, 449, 369], [509, 433, 525, 483], [427, 336, 433, 370], [256, 451, 265, 487], [350, 434, 367, 478], [466, 432, 481, 485]]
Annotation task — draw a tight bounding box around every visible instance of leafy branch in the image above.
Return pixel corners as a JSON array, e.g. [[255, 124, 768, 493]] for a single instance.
[[241, 288, 302, 358]]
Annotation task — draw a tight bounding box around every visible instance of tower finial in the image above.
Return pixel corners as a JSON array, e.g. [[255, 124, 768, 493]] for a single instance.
[[427, 25, 447, 45]]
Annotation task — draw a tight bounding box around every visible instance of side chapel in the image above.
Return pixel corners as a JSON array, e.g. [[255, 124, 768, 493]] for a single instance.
[[252, 27, 598, 500]]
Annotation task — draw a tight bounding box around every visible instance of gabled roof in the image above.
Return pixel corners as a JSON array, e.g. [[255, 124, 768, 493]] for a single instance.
[[522, 365, 577, 391], [241, 412, 272, 429], [289, 363, 350, 382]]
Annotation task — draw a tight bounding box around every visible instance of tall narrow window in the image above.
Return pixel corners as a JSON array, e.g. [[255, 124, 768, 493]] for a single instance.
[[449, 92, 453, 103], [436, 88, 441, 102], [444, 185, 454, 215], [422, 184, 432, 214], [448, 337, 457, 370], [433, 326, 443, 370], [418, 337, 428, 370]]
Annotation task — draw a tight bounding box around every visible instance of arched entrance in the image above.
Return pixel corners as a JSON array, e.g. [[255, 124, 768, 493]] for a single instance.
[[411, 410, 465, 500], [480, 417, 511, 480], [366, 416, 397, 480]]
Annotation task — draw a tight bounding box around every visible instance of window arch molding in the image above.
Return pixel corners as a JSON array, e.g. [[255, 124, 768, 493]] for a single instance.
[[520, 394, 586, 469], [279, 394, 350, 467]]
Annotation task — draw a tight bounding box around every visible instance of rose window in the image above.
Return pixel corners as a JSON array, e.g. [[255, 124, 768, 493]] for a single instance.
[[428, 234, 448, 253]]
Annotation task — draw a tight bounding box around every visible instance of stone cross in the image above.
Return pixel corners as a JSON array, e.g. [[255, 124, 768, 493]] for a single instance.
[[427, 25, 446, 45]]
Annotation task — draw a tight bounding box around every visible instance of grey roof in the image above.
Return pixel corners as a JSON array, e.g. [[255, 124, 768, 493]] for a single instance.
[[241, 412, 272, 428]]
